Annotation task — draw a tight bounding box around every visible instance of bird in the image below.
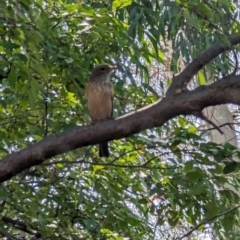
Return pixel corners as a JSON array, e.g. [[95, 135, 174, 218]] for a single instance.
[[85, 64, 117, 157]]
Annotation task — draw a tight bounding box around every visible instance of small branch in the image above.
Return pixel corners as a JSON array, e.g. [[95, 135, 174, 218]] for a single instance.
[[43, 158, 179, 170], [177, 204, 240, 240], [193, 111, 224, 134], [167, 35, 240, 96], [2, 216, 41, 238], [0, 230, 19, 240], [199, 122, 238, 132], [43, 84, 49, 137], [0, 54, 12, 82], [0, 17, 16, 26], [232, 50, 239, 75]]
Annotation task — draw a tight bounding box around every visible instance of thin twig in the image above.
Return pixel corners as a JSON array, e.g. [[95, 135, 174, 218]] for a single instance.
[[232, 50, 239, 75], [177, 204, 240, 240]]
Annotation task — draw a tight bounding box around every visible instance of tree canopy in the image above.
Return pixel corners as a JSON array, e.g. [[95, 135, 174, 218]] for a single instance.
[[1, 0, 240, 239]]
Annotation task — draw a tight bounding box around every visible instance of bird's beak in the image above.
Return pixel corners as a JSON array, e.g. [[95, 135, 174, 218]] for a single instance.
[[109, 65, 118, 71]]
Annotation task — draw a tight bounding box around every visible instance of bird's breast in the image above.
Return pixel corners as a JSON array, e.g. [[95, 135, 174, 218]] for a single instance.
[[85, 82, 113, 121]]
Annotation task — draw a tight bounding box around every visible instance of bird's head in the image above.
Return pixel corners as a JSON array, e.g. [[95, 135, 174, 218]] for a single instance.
[[89, 64, 117, 83]]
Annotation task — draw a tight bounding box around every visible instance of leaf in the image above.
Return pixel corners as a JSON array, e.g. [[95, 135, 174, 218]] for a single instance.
[[65, 4, 80, 13], [64, 57, 73, 64], [93, 165, 105, 171], [222, 213, 234, 232], [223, 162, 238, 174], [188, 184, 206, 196], [142, 83, 159, 97], [168, 210, 180, 227], [113, 0, 133, 9], [56, 163, 63, 168], [7, 69, 18, 86], [13, 53, 28, 62], [178, 117, 187, 128], [188, 125, 197, 134], [2, 41, 20, 49], [184, 161, 193, 172], [184, 168, 204, 181], [152, 169, 161, 182]]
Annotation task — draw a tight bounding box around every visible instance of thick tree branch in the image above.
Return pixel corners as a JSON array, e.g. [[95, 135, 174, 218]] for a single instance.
[[0, 73, 240, 182], [167, 35, 240, 95]]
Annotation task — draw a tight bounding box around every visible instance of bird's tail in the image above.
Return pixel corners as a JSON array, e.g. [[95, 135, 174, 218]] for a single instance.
[[99, 141, 109, 157]]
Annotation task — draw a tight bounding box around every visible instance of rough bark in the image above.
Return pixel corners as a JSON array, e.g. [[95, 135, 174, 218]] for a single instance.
[[0, 35, 240, 182]]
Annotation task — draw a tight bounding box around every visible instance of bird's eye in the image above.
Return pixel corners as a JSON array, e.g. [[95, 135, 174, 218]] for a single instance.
[[101, 67, 105, 71]]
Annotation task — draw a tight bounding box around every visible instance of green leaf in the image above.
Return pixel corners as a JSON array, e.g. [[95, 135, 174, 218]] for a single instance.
[[1, 41, 20, 49], [113, 0, 133, 9], [188, 125, 197, 134], [184, 168, 204, 181], [65, 4, 80, 13], [223, 162, 238, 174], [188, 184, 206, 196], [222, 213, 234, 232], [178, 117, 187, 128]]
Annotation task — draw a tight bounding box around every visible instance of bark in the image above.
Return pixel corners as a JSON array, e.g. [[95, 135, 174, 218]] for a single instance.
[[203, 105, 238, 147], [0, 35, 240, 182], [203, 96, 239, 198]]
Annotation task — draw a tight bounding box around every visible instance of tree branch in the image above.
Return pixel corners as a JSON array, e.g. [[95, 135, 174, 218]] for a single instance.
[[1, 35, 240, 182], [0, 230, 19, 240], [0, 72, 240, 182], [167, 35, 240, 95], [2, 216, 41, 238]]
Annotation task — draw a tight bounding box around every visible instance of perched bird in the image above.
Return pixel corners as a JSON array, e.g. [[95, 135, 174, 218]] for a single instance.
[[85, 64, 117, 157]]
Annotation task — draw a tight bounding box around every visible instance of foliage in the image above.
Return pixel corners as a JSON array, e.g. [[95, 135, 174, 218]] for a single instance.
[[0, 0, 240, 239]]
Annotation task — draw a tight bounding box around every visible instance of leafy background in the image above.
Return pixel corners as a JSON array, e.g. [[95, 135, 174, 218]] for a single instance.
[[0, 0, 240, 239]]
